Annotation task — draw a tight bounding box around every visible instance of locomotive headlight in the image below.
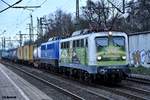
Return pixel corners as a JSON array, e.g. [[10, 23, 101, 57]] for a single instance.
[[108, 31, 112, 35], [97, 56, 102, 60], [122, 56, 126, 60]]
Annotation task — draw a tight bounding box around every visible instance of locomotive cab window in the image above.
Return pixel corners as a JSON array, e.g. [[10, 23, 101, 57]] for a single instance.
[[112, 36, 125, 48], [66, 42, 69, 48], [95, 37, 108, 47], [85, 39, 88, 47], [80, 39, 84, 47], [95, 36, 125, 48], [61, 42, 69, 49], [73, 40, 76, 47], [61, 42, 64, 49], [73, 39, 84, 48], [77, 40, 80, 47]]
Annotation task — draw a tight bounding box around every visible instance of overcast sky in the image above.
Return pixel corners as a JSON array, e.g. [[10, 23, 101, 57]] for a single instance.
[[0, 0, 87, 39]]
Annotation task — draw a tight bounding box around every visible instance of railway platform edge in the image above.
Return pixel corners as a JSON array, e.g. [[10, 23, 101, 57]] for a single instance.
[[0, 63, 52, 100]]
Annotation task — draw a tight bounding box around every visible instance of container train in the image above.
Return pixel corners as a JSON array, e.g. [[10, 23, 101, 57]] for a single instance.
[[1, 31, 130, 83]]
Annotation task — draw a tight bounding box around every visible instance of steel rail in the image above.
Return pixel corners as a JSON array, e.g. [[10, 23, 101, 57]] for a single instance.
[[122, 85, 150, 96], [127, 77, 150, 85], [96, 85, 148, 100]]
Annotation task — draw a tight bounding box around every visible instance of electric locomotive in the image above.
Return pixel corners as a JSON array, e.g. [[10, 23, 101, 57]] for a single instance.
[[59, 31, 130, 82]]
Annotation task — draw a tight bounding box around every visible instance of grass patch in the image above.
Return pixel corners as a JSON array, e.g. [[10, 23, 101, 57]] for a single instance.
[[130, 66, 150, 75]]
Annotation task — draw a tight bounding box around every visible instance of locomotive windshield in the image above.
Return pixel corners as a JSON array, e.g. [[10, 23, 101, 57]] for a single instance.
[[112, 37, 125, 48], [96, 37, 108, 47], [95, 36, 126, 66]]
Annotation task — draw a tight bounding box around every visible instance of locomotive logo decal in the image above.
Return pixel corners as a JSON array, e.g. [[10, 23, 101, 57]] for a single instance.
[[61, 48, 87, 65], [72, 48, 87, 64], [72, 49, 80, 64], [61, 49, 71, 63]]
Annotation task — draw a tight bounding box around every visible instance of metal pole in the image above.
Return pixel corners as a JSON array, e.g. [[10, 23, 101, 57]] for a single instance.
[[76, 0, 79, 30], [1, 37, 3, 50], [19, 31, 22, 46], [28, 23, 31, 44], [76, 0, 79, 21], [30, 14, 33, 42], [3, 37, 5, 50], [123, 0, 125, 13]]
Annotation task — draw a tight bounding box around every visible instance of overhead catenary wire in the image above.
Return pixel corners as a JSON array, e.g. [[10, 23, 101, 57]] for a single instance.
[[39, 0, 48, 7], [1, 0, 11, 6], [10, 0, 43, 40], [12, 0, 48, 9], [0, 0, 23, 13], [2, 0, 49, 48]]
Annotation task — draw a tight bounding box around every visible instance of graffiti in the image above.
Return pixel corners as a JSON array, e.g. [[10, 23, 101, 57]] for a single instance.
[[130, 49, 150, 66], [146, 50, 150, 64]]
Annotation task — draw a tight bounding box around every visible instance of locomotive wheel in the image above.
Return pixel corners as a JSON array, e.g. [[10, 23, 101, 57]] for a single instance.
[[79, 70, 85, 82], [58, 67, 63, 74], [84, 72, 92, 84]]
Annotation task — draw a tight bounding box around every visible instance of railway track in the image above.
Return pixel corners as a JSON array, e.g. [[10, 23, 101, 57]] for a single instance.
[[2, 62, 110, 100], [122, 85, 150, 96], [126, 77, 150, 85], [95, 84, 149, 100], [2, 61, 150, 100]]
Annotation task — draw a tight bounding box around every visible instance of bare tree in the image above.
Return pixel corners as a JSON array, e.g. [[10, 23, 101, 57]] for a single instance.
[[82, 0, 124, 31], [126, 0, 150, 32], [35, 9, 75, 44], [50, 9, 75, 37]]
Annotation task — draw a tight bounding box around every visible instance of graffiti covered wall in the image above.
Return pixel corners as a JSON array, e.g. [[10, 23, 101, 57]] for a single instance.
[[130, 50, 150, 67], [129, 32, 150, 67]]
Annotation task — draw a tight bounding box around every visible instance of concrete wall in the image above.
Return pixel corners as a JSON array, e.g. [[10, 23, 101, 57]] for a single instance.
[[129, 33, 150, 67]]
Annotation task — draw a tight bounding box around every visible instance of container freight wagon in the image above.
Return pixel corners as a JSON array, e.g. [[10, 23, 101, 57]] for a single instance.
[[17, 46, 24, 63], [128, 31, 150, 67], [23, 45, 34, 64]]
